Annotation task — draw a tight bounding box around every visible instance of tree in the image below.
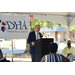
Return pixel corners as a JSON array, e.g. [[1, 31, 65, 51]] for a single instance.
[[70, 26, 75, 33], [30, 19, 47, 31], [30, 19, 63, 30], [70, 26, 75, 41], [46, 21, 68, 29]]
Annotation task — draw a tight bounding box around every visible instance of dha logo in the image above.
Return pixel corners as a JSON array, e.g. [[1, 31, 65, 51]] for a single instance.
[[0, 20, 28, 32], [0, 20, 6, 32]]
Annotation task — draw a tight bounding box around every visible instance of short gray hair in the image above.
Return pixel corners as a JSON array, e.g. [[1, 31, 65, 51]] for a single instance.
[[34, 24, 40, 28]]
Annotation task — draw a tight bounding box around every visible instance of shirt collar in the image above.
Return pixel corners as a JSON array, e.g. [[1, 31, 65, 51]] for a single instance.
[[67, 46, 72, 49], [35, 31, 39, 34]]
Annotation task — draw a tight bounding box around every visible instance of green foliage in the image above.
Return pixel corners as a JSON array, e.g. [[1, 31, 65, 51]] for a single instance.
[[46, 21, 55, 29], [70, 26, 75, 33], [30, 19, 47, 29], [30, 19, 63, 31], [30, 19, 67, 31], [5, 39, 11, 41]]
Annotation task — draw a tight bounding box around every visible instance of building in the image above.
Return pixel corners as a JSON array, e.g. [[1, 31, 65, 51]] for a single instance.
[[40, 26, 74, 42]]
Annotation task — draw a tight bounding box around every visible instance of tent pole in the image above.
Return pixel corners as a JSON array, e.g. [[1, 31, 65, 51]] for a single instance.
[[11, 39, 13, 62], [67, 16, 74, 41], [67, 15, 70, 41], [67, 25, 70, 40]]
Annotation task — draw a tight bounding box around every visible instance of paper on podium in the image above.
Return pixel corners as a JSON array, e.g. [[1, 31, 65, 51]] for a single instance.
[[67, 54, 75, 62]]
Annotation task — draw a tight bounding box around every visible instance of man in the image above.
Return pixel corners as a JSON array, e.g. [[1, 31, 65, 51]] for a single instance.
[[41, 43, 69, 62], [62, 40, 75, 57], [27, 24, 43, 62]]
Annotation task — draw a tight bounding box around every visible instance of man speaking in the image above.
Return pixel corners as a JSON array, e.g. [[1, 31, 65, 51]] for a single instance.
[[27, 24, 43, 62]]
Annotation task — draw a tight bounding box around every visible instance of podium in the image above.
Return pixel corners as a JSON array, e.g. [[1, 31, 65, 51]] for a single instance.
[[35, 38, 54, 62]]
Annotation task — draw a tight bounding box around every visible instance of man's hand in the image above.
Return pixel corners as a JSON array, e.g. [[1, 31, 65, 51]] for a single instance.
[[31, 42, 35, 46], [67, 53, 72, 56]]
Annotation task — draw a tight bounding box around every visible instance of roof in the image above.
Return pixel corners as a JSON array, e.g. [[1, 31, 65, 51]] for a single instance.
[[40, 26, 67, 32]]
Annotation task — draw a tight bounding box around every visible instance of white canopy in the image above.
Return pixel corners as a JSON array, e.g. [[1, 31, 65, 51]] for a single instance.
[[16, 12, 75, 40], [11, 12, 75, 26], [1, 12, 74, 40]]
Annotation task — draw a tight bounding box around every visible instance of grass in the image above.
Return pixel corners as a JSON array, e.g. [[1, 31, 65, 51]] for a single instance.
[[1, 44, 11, 49], [59, 41, 75, 46]]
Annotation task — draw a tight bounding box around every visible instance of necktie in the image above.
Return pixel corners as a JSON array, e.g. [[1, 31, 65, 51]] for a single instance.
[[37, 33, 39, 40]]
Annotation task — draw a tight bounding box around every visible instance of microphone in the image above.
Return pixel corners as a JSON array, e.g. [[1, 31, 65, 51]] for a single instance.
[[45, 35, 47, 38], [42, 33, 47, 38]]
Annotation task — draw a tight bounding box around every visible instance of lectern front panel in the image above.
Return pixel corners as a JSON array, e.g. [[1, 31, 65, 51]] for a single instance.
[[35, 38, 54, 62], [41, 38, 53, 57]]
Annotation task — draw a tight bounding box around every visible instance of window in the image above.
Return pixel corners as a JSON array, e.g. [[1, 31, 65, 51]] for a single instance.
[[46, 32, 52, 35]]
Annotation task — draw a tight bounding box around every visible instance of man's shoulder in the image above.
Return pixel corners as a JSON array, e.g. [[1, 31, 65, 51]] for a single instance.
[[39, 32, 42, 35], [71, 46, 75, 50], [71, 46, 75, 48], [62, 46, 68, 52], [63, 46, 68, 49], [29, 31, 35, 34]]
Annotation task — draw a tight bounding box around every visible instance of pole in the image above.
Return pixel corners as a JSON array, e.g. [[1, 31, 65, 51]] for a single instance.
[[67, 25, 70, 40], [67, 15, 70, 41], [11, 12, 14, 62], [11, 39, 13, 62]]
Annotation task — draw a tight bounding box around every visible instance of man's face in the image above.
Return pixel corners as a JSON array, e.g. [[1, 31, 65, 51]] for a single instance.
[[35, 26, 40, 32], [67, 41, 71, 46]]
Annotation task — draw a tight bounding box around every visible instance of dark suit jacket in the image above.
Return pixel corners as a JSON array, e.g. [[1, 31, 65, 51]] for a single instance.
[[27, 31, 43, 54]]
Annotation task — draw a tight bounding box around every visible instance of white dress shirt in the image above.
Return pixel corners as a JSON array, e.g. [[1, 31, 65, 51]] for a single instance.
[[35, 31, 40, 40]]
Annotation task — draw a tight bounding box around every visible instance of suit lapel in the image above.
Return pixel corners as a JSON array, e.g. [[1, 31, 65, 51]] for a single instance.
[[33, 31, 36, 41], [33, 31, 42, 41], [39, 32, 42, 37], [38, 32, 42, 37]]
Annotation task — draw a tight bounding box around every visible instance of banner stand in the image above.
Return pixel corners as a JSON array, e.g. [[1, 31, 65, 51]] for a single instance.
[[11, 39, 13, 62]]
